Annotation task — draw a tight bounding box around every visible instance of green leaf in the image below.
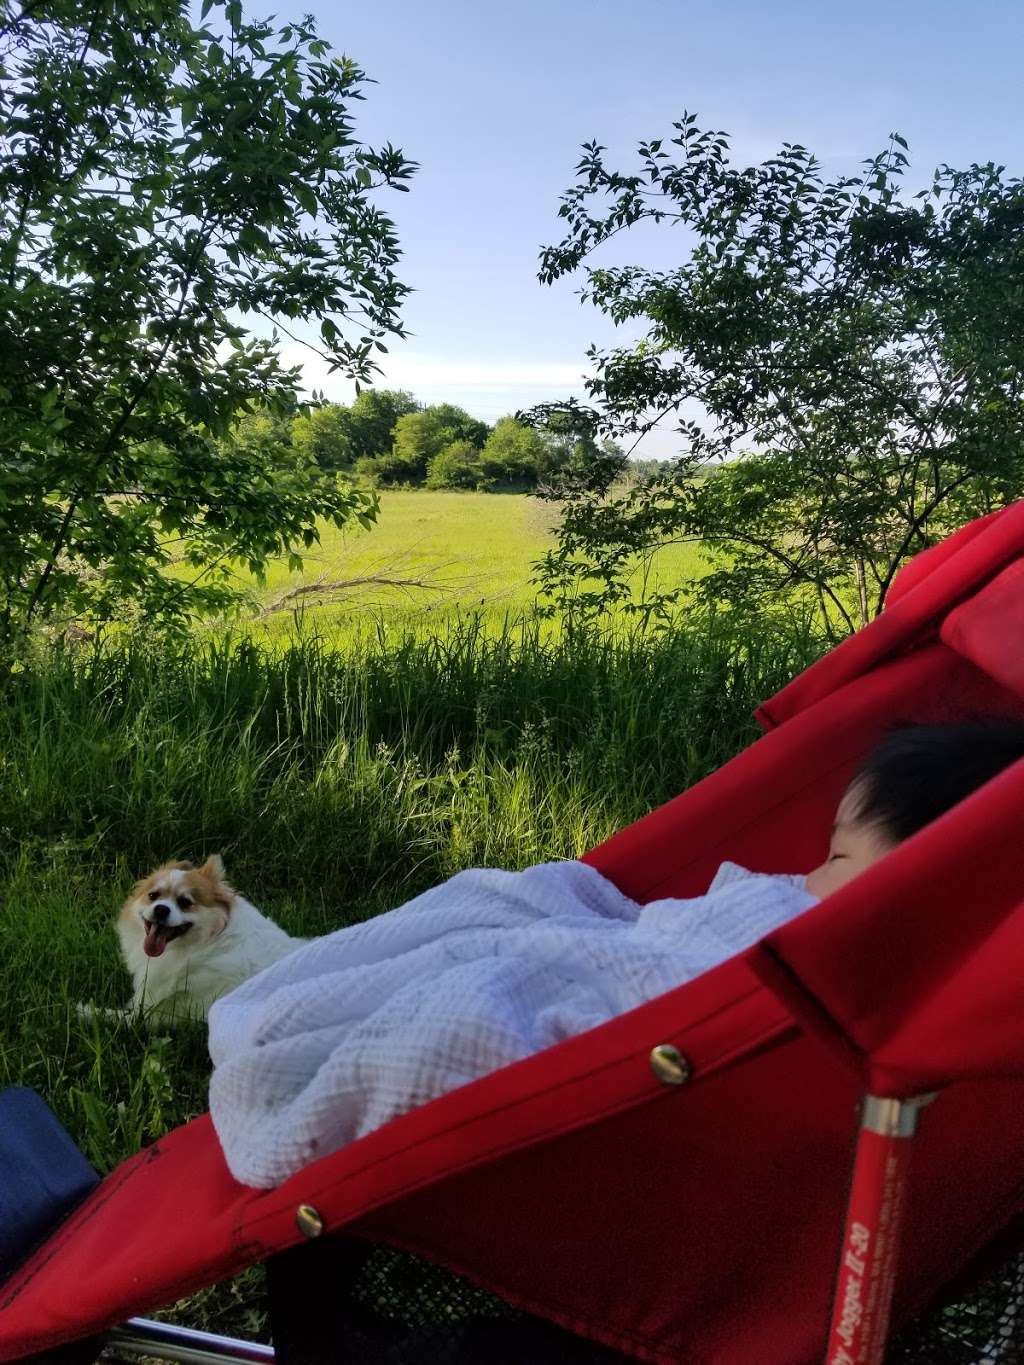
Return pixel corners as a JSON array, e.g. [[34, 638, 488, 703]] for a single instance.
[[294, 183, 317, 216]]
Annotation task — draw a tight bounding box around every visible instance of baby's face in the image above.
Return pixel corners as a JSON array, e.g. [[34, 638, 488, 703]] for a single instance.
[[804, 787, 895, 899]]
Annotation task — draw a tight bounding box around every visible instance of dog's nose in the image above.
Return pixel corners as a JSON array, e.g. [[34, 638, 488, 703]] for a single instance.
[[151, 903, 170, 923]]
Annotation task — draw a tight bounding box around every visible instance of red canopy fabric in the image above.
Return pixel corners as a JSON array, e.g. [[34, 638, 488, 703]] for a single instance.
[[4, 506, 1024, 1365], [746, 505, 1024, 1094]]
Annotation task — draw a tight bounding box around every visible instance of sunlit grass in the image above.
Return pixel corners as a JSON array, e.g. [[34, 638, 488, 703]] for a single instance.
[[169, 490, 708, 639]]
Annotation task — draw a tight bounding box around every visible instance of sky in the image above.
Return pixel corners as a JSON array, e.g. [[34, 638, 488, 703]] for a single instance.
[[268, 0, 1024, 456]]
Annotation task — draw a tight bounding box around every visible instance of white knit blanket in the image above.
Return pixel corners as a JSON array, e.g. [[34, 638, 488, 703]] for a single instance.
[[208, 861, 815, 1188]]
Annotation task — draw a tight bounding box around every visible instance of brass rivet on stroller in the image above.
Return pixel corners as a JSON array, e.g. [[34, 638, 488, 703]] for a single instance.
[[295, 1204, 324, 1238], [649, 1044, 691, 1085]]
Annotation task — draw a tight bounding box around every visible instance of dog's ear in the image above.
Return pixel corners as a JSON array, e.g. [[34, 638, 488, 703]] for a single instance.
[[199, 854, 225, 882]]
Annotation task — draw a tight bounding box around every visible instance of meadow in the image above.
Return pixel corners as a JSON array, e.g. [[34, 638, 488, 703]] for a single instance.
[[0, 494, 817, 1339], [191, 489, 707, 636]]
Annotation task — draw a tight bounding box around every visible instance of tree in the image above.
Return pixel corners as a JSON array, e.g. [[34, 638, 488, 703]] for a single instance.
[[291, 403, 354, 470], [373, 404, 489, 485], [531, 118, 1024, 635], [479, 416, 549, 486], [425, 439, 483, 489], [292, 389, 417, 472], [0, 0, 415, 648], [230, 405, 295, 451], [346, 388, 419, 461]]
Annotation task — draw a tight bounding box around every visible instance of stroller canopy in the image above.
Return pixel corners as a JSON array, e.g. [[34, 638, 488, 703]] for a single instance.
[[4, 505, 1024, 1365]]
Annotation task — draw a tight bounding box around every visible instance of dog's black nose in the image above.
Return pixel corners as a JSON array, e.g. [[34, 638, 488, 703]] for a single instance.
[[151, 903, 170, 923]]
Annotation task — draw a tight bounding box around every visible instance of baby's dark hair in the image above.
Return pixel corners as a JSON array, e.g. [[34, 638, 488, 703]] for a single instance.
[[848, 722, 1024, 844]]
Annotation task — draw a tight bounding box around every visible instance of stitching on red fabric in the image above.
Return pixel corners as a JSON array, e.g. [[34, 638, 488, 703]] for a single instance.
[[0, 1142, 153, 1309], [756, 940, 868, 1076], [943, 558, 1024, 655], [237, 1003, 791, 1240], [0, 1248, 266, 1359]]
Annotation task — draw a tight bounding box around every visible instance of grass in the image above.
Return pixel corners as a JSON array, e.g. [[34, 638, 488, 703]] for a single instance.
[[0, 614, 823, 1339], [176, 489, 707, 637]]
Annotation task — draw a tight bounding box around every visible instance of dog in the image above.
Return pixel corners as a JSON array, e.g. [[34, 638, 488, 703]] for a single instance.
[[114, 855, 305, 1027]]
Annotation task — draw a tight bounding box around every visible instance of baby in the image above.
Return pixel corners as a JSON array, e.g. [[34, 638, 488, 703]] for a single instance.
[[805, 722, 1024, 898], [209, 721, 1024, 1188]]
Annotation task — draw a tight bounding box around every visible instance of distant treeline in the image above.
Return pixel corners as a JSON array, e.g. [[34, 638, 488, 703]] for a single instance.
[[233, 391, 630, 491]]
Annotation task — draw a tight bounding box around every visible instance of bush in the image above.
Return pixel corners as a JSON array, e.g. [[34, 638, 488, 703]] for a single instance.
[[426, 440, 485, 489], [480, 417, 550, 486], [389, 406, 491, 484], [291, 404, 354, 470], [354, 451, 415, 486]]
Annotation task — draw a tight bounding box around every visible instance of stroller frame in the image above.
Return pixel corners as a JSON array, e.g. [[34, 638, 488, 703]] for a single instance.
[[106, 1319, 273, 1363]]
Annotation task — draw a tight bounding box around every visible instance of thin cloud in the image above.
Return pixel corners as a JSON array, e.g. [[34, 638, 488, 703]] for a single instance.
[[273, 342, 680, 455], [277, 344, 592, 399]]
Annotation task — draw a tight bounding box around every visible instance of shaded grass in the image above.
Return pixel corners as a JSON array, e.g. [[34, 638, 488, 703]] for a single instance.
[[0, 614, 822, 1336]]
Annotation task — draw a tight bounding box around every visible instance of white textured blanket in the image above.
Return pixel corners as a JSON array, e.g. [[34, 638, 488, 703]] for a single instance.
[[208, 860, 816, 1188]]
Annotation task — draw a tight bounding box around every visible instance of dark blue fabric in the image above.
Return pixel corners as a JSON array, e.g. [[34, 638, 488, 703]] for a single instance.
[[0, 1088, 99, 1283]]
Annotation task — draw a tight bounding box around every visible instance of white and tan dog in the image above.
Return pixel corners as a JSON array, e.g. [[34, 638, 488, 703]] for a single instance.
[[116, 856, 304, 1026]]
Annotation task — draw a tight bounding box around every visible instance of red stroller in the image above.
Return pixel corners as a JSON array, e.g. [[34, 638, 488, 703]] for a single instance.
[[4, 506, 1024, 1365]]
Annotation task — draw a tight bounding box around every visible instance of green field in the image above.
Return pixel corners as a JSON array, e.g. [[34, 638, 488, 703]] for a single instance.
[[199, 489, 707, 636]]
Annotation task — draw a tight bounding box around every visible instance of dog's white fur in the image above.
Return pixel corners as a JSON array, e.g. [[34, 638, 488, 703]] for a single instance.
[[115, 855, 304, 1026]]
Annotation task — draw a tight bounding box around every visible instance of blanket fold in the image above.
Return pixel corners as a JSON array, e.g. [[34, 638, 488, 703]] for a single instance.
[[208, 860, 815, 1188]]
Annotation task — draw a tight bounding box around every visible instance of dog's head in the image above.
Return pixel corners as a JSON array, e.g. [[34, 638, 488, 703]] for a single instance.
[[121, 856, 234, 959]]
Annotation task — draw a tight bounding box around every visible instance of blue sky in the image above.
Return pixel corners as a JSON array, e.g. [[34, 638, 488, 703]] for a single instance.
[[274, 0, 1024, 455]]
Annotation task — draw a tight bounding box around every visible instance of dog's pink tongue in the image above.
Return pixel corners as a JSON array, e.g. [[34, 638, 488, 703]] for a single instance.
[[143, 922, 169, 958]]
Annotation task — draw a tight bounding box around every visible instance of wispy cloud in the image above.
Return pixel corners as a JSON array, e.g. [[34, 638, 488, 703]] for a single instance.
[[278, 344, 591, 401], [273, 342, 681, 455]]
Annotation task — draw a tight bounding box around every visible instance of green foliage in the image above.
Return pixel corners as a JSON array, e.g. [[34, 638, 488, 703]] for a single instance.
[[367, 404, 490, 485], [292, 391, 419, 471], [521, 401, 627, 487], [355, 410, 569, 490], [425, 439, 484, 489], [231, 406, 294, 451], [291, 402, 354, 470], [479, 416, 549, 486], [532, 118, 1024, 636], [346, 388, 420, 461], [0, 0, 415, 649]]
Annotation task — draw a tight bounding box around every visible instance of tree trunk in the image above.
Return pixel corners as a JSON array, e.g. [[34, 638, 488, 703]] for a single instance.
[[855, 557, 870, 628]]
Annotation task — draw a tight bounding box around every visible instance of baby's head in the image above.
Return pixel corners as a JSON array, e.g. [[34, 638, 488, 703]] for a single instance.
[[805, 722, 1024, 899]]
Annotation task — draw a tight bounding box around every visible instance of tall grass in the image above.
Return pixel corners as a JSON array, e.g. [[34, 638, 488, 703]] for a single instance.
[[0, 613, 822, 1335], [0, 616, 821, 899]]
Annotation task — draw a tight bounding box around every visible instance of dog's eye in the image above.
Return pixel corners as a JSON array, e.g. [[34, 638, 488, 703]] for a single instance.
[[148, 890, 160, 902], [176, 895, 192, 911]]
